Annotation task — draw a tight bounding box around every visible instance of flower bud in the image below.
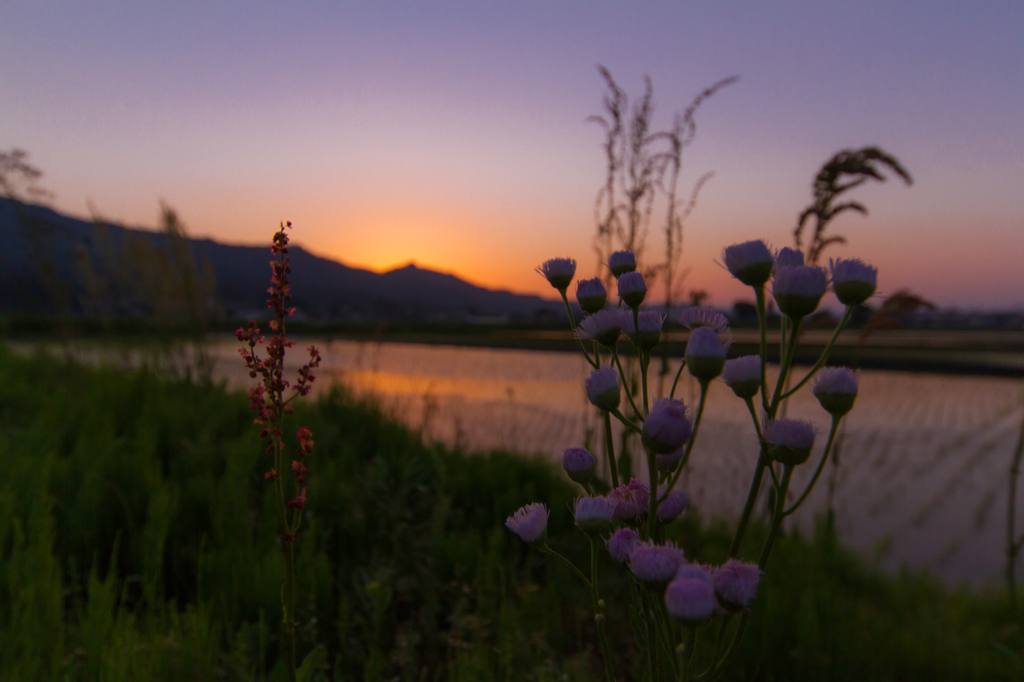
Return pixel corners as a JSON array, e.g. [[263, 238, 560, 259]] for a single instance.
[[606, 527, 641, 563], [812, 366, 859, 416], [686, 327, 728, 382], [656, 486, 690, 522], [575, 309, 630, 348], [575, 277, 607, 314], [505, 503, 549, 543], [713, 559, 762, 611], [722, 355, 762, 400], [536, 257, 576, 292], [656, 447, 683, 473], [574, 496, 616, 534], [617, 271, 647, 309], [608, 250, 637, 277], [679, 306, 731, 334], [665, 564, 719, 622], [585, 367, 620, 411], [562, 447, 597, 485], [763, 418, 816, 465], [608, 478, 650, 520], [629, 541, 686, 586], [643, 399, 693, 454], [774, 246, 804, 269], [830, 257, 877, 306], [632, 310, 664, 350], [723, 240, 774, 287], [772, 265, 829, 319]]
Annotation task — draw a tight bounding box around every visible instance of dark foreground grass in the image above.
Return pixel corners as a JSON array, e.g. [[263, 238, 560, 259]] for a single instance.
[[0, 345, 1021, 681]]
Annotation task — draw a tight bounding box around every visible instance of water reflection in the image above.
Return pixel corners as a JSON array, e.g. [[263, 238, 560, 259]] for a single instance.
[[23, 338, 1024, 585]]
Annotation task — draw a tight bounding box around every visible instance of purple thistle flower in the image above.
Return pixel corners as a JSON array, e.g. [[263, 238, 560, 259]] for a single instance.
[[536, 257, 576, 292], [722, 355, 762, 400], [666, 564, 720, 621], [575, 309, 631, 347], [812, 366, 860, 416], [575, 277, 608, 314], [606, 528, 641, 564], [656, 486, 690, 522], [656, 446, 683, 473], [723, 240, 774, 287], [774, 246, 805, 269], [686, 327, 728, 382], [679, 306, 731, 335], [643, 398, 693, 454], [633, 310, 665, 350], [585, 366, 620, 412], [608, 478, 650, 520], [763, 418, 817, 466], [628, 541, 686, 584], [574, 496, 616, 534], [772, 265, 829, 319], [562, 447, 597, 485], [830, 257, 878, 306], [505, 503, 549, 543], [608, 250, 637, 277], [617, 271, 647, 309], [713, 559, 762, 610]]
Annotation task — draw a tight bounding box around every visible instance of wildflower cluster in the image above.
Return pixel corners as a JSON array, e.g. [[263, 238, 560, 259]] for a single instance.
[[511, 241, 871, 680], [236, 221, 321, 682]]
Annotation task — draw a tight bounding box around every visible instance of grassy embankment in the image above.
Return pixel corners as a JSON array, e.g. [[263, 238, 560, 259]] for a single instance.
[[0, 345, 1022, 681]]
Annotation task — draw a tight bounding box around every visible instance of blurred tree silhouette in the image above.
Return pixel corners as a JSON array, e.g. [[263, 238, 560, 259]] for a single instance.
[[795, 147, 913, 264]]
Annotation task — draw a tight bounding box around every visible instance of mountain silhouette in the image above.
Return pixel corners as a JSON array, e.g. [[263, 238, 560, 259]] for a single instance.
[[0, 198, 561, 322]]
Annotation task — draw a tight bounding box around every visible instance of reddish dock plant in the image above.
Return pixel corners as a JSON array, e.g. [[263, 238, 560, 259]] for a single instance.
[[236, 221, 321, 682]]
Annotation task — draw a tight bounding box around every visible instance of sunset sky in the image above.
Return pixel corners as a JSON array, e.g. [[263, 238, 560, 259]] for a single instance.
[[3, 2, 1022, 309]]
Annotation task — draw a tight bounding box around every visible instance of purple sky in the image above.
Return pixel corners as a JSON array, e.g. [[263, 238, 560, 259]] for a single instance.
[[3, 1, 1023, 308]]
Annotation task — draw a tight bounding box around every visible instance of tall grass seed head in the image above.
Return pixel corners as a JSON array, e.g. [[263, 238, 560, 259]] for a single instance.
[[679, 306, 731, 334], [536, 257, 576, 293], [608, 478, 650, 520], [608, 249, 637, 277], [723, 240, 774, 287], [764, 418, 817, 466], [656, 486, 690, 522], [774, 246, 805, 269], [574, 496, 616, 534], [722, 355, 762, 399], [643, 398, 693, 454], [562, 447, 597, 485], [585, 366, 620, 411], [633, 310, 664, 350], [575, 277, 607, 314], [505, 503, 549, 543], [831, 257, 878, 306], [575, 309, 630, 347], [666, 564, 720, 622], [713, 559, 762, 611], [606, 527, 642, 563], [686, 327, 728, 382], [628, 541, 686, 586], [812, 366, 860, 416], [772, 265, 829, 320], [616, 271, 647, 309]]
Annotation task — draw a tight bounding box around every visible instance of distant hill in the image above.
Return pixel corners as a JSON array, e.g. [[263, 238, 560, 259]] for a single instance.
[[0, 198, 562, 322]]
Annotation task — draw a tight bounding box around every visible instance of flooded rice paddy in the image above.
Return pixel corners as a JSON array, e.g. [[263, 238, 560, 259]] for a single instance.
[[25, 338, 1024, 586]]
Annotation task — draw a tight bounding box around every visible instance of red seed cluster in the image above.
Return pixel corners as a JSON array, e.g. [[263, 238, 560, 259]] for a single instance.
[[236, 221, 321, 520]]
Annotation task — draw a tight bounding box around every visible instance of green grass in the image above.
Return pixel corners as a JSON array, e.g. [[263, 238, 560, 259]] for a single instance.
[[0, 344, 1021, 680]]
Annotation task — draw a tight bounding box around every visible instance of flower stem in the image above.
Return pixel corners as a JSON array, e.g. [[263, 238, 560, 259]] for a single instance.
[[782, 306, 854, 399], [561, 291, 599, 368], [759, 465, 794, 569], [669, 358, 688, 399], [665, 381, 710, 494], [604, 411, 620, 489], [784, 415, 841, 516], [590, 538, 616, 682], [540, 543, 591, 586]]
